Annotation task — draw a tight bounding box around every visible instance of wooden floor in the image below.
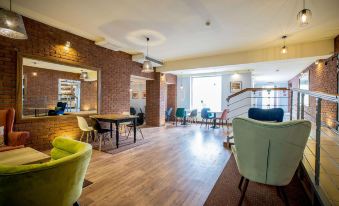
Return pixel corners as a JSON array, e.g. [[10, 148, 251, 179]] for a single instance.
[[79, 124, 231, 206]]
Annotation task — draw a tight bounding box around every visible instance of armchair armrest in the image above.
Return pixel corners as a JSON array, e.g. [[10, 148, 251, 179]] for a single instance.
[[7, 131, 30, 146]]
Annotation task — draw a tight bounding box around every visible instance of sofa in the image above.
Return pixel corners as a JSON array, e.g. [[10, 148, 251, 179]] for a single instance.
[[0, 137, 92, 206], [0, 108, 30, 152]]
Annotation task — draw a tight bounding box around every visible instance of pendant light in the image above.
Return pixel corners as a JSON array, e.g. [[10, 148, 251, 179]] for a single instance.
[[281, 35, 288, 54], [0, 0, 27, 39], [142, 37, 153, 73], [297, 0, 312, 26]]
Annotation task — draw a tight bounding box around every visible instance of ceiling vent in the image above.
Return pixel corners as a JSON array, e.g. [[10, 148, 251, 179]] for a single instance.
[[132, 54, 164, 67]]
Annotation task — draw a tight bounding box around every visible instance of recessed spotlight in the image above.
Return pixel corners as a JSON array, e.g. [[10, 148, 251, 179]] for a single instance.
[[205, 21, 211, 26], [276, 69, 280, 72]]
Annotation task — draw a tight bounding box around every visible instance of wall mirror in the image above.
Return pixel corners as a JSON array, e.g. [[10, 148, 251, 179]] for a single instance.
[[17, 55, 100, 120]]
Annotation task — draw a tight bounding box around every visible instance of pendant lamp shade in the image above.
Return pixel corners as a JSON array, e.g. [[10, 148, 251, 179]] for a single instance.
[[142, 60, 153, 73], [0, 8, 27, 39]]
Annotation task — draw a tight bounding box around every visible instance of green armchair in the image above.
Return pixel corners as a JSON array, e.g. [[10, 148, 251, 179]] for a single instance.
[[232, 117, 311, 205], [0, 137, 92, 206]]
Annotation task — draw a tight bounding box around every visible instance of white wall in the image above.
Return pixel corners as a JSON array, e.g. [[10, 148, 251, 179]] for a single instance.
[[176, 72, 252, 118], [130, 82, 146, 113]]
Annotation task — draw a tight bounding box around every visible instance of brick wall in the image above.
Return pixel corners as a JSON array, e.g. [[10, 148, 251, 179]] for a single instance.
[[166, 74, 177, 121], [288, 53, 338, 127], [146, 72, 167, 126], [0, 17, 154, 149], [80, 81, 97, 111]]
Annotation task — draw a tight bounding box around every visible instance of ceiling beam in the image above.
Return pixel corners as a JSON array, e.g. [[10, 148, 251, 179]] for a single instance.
[[157, 39, 334, 72]]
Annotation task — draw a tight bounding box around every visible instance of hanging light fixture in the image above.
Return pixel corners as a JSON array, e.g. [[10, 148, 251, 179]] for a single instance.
[[0, 0, 27, 39], [80, 70, 88, 80], [142, 37, 153, 73], [297, 0, 312, 26], [281, 35, 288, 54]]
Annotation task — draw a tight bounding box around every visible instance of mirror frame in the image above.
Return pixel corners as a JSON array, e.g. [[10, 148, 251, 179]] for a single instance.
[[16, 53, 101, 122]]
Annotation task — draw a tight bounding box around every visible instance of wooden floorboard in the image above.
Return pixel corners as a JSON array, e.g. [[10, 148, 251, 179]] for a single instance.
[[79, 124, 231, 206]]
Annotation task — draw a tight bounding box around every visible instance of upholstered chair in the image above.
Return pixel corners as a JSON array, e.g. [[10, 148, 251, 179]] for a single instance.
[[248, 108, 284, 122], [0, 108, 30, 152], [232, 117, 311, 205], [0, 137, 92, 206]]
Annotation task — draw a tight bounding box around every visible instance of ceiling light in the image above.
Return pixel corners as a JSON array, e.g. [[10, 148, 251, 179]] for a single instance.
[[281, 35, 288, 54], [142, 37, 153, 73], [0, 0, 27, 39], [80, 70, 88, 80], [297, 0, 312, 26], [315, 59, 320, 65]]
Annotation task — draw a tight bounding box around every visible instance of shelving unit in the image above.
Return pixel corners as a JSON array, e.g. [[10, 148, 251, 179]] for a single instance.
[[58, 79, 81, 112]]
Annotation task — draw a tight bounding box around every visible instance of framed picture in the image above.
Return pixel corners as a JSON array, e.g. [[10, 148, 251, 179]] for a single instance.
[[230, 81, 242, 93], [142, 91, 146, 99], [132, 92, 139, 99]]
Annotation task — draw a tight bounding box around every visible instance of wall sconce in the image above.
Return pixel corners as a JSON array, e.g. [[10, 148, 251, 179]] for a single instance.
[[65, 41, 71, 48], [129, 88, 132, 92], [32, 72, 37, 76]]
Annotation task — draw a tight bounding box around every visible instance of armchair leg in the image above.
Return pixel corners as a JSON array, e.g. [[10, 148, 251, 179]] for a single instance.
[[238, 176, 244, 191], [73, 201, 80, 206], [238, 178, 249, 206]]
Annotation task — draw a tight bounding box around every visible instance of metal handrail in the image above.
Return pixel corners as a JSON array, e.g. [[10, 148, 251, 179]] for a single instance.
[[291, 88, 339, 103]]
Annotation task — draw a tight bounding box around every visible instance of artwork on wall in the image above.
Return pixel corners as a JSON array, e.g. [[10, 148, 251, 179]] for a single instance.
[[142, 91, 146, 99], [230, 81, 242, 93], [132, 92, 139, 99]]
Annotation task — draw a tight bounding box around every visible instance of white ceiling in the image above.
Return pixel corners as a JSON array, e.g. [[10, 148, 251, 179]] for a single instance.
[[168, 55, 330, 82], [1, 0, 339, 62]]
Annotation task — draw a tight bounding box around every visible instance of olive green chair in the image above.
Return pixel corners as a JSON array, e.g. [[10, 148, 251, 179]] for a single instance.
[[232, 117, 311, 205], [0, 137, 92, 206]]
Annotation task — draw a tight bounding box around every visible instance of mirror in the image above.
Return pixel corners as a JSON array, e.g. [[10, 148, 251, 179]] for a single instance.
[[19, 56, 99, 119]]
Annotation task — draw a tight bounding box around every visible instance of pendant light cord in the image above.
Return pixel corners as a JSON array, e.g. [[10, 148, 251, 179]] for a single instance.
[[9, 0, 12, 11], [303, 0, 305, 9], [146, 37, 149, 57]]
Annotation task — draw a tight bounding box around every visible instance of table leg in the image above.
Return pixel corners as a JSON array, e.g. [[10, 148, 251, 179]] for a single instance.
[[35, 109, 37, 117], [110, 122, 113, 139], [115, 122, 119, 148], [211, 113, 219, 129], [133, 119, 136, 143]]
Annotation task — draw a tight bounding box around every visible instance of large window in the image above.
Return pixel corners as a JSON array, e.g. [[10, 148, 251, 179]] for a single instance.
[[191, 76, 222, 111]]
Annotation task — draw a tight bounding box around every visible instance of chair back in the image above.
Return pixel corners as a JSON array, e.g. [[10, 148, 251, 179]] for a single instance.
[[0, 137, 92, 206], [0, 108, 15, 137], [175, 108, 186, 118], [56, 102, 67, 111], [220, 109, 229, 120], [77, 116, 91, 131], [137, 113, 145, 126], [130, 107, 137, 115], [189, 109, 198, 117], [248, 108, 284, 122], [232, 117, 311, 186], [201, 108, 210, 119]]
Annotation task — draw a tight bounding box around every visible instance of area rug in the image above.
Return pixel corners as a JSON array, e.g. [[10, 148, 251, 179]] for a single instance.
[[91, 136, 151, 155], [204, 155, 310, 206]]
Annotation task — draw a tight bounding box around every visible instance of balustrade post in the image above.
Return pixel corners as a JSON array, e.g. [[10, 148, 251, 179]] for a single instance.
[[290, 91, 293, 120], [297, 92, 300, 120], [301, 93, 305, 119], [315, 98, 322, 186]]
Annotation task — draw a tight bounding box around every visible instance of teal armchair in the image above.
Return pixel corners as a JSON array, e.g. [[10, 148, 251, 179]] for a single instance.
[[232, 117, 311, 205], [175, 108, 187, 126], [0, 137, 92, 206]]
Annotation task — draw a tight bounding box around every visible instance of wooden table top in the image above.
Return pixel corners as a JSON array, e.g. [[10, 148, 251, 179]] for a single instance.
[[0, 147, 50, 166], [90, 114, 138, 121]]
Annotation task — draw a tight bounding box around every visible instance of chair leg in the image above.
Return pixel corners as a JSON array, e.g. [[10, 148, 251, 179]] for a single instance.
[[176, 117, 177, 126], [238, 178, 249, 206], [99, 134, 102, 151], [238, 176, 244, 191], [86, 132, 89, 143], [127, 127, 132, 138], [138, 128, 144, 139], [200, 119, 203, 127], [80, 131, 84, 142], [73, 201, 80, 206], [278, 186, 290, 206]]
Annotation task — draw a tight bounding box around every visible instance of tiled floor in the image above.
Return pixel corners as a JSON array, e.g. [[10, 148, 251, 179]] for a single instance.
[[304, 126, 339, 205]]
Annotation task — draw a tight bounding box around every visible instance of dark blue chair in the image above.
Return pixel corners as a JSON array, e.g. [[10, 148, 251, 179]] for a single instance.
[[165, 107, 173, 122], [248, 108, 284, 122], [130, 107, 137, 115], [200, 108, 214, 128], [48, 102, 67, 116]]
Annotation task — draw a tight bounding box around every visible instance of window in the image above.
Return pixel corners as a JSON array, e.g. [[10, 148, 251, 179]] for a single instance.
[[191, 76, 222, 111], [299, 71, 309, 106]]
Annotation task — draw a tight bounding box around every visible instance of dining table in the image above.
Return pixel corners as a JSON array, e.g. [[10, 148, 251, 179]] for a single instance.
[[90, 114, 138, 148]]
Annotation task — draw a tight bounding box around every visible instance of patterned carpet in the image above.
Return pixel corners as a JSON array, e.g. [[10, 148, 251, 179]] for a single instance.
[[204, 155, 310, 206]]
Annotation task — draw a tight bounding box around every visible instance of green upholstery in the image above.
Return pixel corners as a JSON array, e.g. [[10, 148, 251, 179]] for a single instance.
[[176, 108, 186, 118], [0, 137, 92, 206], [232, 117, 311, 186]]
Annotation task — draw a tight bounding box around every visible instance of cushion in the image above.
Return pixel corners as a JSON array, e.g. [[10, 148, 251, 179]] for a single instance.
[[0, 126, 4, 146]]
